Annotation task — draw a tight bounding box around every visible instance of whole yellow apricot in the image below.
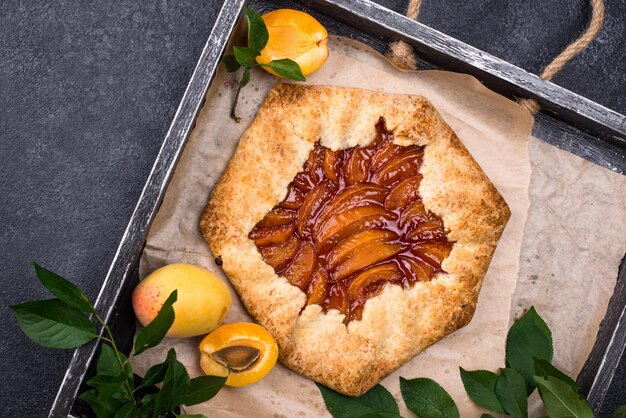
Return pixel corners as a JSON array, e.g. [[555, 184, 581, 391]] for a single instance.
[[132, 264, 232, 338], [199, 322, 278, 386], [257, 9, 329, 77]]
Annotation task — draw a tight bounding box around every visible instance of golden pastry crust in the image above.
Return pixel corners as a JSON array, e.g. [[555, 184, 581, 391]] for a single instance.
[[200, 84, 510, 396]]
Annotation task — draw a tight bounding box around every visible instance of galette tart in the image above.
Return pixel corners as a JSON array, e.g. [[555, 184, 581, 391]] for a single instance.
[[201, 84, 510, 396]]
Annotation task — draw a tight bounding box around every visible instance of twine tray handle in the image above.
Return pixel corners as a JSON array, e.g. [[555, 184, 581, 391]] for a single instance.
[[387, 0, 605, 114]]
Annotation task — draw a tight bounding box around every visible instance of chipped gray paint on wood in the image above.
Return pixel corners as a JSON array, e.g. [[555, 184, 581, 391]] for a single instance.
[[54, 0, 624, 416]]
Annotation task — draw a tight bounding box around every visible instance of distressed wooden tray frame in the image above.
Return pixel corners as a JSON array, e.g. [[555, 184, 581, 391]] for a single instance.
[[50, 0, 626, 416]]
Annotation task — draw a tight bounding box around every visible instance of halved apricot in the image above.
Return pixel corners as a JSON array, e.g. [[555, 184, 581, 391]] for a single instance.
[[384, 175, 422, 210], [326, 229, 398, 270], [348, 263, 402, 298], [333, 242, 404, 281], [248, 223, 295, 247], [297, 180, 335, 238], [280, 242, 316, 289], [199, 322, 278, 387], [258, 235, 300, 271], [256, 208, 296, 228]]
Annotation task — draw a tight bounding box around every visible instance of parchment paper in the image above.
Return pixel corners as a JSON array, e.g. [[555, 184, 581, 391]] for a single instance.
[[131, 37, 625, 417], [512, 137, 626, 416]]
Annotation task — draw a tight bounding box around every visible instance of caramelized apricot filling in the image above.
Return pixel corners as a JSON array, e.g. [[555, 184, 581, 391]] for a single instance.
[[249, 118, 453, 322]]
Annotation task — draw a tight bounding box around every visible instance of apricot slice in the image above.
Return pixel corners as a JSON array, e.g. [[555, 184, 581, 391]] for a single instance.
[[199, 322, 278, 387], [371, 141, 401, 172], [343, 148, 370, 186], [333, 242, 404, 281], [256, 208, 296, 228], [373, 147, 423, 186], [348, 263, 402, 298], [248, 223, 295, 247], [279, 186, 305, 210], [406, 218, 446, 242], [315, 184, 387, 232], [325, 281, 349, 313], [306, 267, 329, 306], [326, 229, 398, 270], [411, 242, 453, 268], [292, 171, 315, 193], [323, 148, 341, 182], [384, 175, 422, 210], [315, 205, 397, 252], [399, 200, 428, 229], [297, 180, 335, 238], [257, 9, 329, 77], [280, 242, 316, 289], [258, 235, 300, 271], [399, 256, 436, 282]]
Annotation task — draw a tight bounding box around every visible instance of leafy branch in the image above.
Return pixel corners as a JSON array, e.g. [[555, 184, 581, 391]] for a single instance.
[[317, 306, 625, 418], [10, 262, 227, 418], [224, 7, 305, 122]]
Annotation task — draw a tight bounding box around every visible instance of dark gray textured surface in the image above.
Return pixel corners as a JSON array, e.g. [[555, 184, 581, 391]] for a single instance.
[[0, 1, 624, 416]]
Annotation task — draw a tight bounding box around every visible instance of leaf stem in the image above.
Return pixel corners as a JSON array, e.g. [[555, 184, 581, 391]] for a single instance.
[[230, 82, 243, 123], [94, 311, 137, 404]]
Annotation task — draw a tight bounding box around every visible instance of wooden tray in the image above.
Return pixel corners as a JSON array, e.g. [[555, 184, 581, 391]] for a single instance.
[[50, 1, 626, 416]]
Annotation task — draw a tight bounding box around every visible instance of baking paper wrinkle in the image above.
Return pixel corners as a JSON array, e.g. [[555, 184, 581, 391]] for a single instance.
[[130, 36, 625, 417]]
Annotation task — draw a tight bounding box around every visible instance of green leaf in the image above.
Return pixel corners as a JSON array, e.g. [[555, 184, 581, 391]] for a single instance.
[[32, 262, 96, 313], [86, 373, 130, 402], [223, 54, 240, 72], [534, 376, 594, 418], [261, 59, 306, 81], [137, 393, 157, 418], [533, 358, 578, 391], [97, 344, 120, 376], [133, 290, 177, 356], [400, 377, 459, 418], [139, 357, 169, 389], [244, 7, 269, 51], [317, 383, 401, 418], [97, 344, 131, 381], [233, 46, 259, 68], [240, 68, 251, 87], [177, 415, 207, 418], [481, 415, 496, 418], [495, 368, 528, 418], [459, 368, 505, 413], [154, 349, 191, 416], [10, 299, 98, 348], [114, 403, 138, 418], [613, 405, 626, 418], [79, 389, 118, 418], [506, 306, 553, 393], [184, 375, 228, 406]]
